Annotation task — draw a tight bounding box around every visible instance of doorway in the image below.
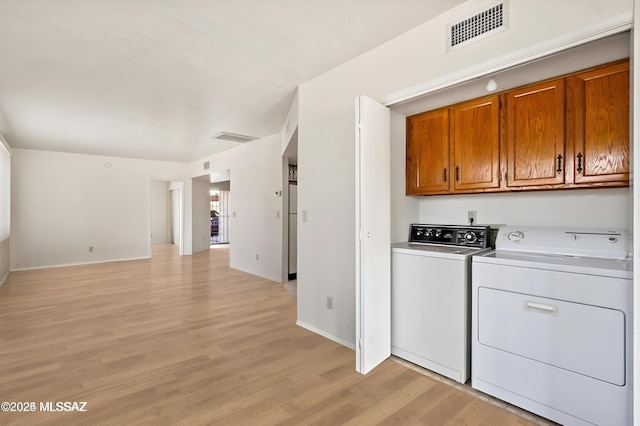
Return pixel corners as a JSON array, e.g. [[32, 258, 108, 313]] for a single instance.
[[209, 169, 231, 247], [170, 188, 181, 248], [210, 188, 230, 245], [150, 179, 183, 257]]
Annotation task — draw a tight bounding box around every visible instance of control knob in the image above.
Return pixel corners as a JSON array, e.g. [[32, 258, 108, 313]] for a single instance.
[[463, 231, 478, 243], [507, 231, 525, 242]]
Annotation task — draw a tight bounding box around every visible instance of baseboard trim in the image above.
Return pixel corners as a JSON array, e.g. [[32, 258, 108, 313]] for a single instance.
[[296, 320, 356, 350], [11, 256, 151, 272]]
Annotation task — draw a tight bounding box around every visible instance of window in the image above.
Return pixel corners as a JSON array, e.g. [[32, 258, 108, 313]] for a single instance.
[[0, 140, 11, 241]]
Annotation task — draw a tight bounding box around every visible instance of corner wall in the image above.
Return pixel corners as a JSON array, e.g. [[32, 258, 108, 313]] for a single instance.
[[191, 178, 211, 254], [0, 238, 8, 285]]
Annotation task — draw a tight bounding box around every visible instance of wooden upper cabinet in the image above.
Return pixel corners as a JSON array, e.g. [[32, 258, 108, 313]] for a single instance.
[[566, 60, 629, 185], [504, 78, 566, 188], [406, 108, 449, 194], [404, 59, 629, 196], [451, 95, 501, 191]]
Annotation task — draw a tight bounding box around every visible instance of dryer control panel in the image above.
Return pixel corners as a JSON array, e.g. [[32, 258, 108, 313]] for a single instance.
[[496, 226, 629, 260]]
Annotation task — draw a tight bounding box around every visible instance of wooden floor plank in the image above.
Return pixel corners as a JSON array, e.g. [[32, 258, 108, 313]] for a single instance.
[[0, 244, 541, 425]]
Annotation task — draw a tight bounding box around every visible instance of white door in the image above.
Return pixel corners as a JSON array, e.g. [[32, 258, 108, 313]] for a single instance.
[[355, 95, 391, 374]]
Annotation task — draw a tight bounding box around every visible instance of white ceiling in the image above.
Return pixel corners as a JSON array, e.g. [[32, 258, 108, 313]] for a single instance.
[[0, 0, 464, 162]]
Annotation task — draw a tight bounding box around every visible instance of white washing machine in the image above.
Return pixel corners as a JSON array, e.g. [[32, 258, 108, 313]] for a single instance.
[[391, 224, 492, 383], [472, 226, 632, 426]]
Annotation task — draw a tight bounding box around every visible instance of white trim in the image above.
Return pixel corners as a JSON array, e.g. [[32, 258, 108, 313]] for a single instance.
[[354, 97, 363, 370], [0, 132, 12, 157], [11, 256, 151, 272], [631, 1, 639, 424], [0, 270, 8, 287], [381, 11, 632, 107], [296, 320, 356, 350]]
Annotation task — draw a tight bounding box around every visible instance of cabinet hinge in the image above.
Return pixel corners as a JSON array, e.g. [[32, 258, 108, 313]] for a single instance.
[[358, 339, 362, 349]]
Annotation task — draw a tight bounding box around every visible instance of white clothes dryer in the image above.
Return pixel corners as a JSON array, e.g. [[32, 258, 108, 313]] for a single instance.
[[471, 226, 632, 426]]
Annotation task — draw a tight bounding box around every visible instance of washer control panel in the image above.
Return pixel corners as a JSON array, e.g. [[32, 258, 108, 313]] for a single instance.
[[409, 224, 490, 248]]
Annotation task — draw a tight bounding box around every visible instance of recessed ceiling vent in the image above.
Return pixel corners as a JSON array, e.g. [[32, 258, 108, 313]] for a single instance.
[[447, 0, 509, 52], [212, 132, 258, 143]]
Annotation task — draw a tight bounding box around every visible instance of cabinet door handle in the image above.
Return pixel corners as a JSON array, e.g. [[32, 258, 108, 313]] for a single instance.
[[455, 166, 460, 181], [556, 154, 563, 173], [576, 152, 583, 174], [443, 168, 447, 182]]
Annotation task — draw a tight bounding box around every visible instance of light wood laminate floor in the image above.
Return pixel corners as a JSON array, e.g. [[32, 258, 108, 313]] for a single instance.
[[0, 245, 548, 425]]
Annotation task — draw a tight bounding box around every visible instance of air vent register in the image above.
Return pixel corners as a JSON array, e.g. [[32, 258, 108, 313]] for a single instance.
[[447, 1, 509, 52]]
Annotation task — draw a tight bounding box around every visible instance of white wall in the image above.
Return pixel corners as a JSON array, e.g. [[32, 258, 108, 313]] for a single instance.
[[189, 133, 283, 283], [0, 238, 8, 285], [632, 1, 639, 421], [297, 0, 633, 347], [282, 89, 299, 154], [11, 149, 187, 269], [390, 111, 419, 243], [0, 132, 11, 284], [191, 178, 211, 254], [418, 189, 629, 229]]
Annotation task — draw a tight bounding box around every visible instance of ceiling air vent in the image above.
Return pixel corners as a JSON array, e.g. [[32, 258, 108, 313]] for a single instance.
[[212, 132, 258, 143], [203, 161, 210, 171], [447, 0, 509, 52]]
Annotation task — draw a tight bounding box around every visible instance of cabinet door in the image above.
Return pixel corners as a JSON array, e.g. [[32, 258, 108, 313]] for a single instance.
[[566, 60, 629, 185], [355, 96, 391, 374], [406, 108, 449, 194], [505, 79, 565, 187], [451, 95, 501, 191]]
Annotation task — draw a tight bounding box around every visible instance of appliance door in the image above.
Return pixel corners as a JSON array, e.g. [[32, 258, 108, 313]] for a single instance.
[[472, 260, 632, 426], [478, 287, 625, 385], [288, 183, 297, 276], [289, 182, 297, 214], [391, 250, 469, 383]]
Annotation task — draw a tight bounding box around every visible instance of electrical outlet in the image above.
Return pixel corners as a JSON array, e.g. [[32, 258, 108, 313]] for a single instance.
[[327, 296, 334, 310], [468, 211, 477, 225], [89, 246, 94, 252]]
